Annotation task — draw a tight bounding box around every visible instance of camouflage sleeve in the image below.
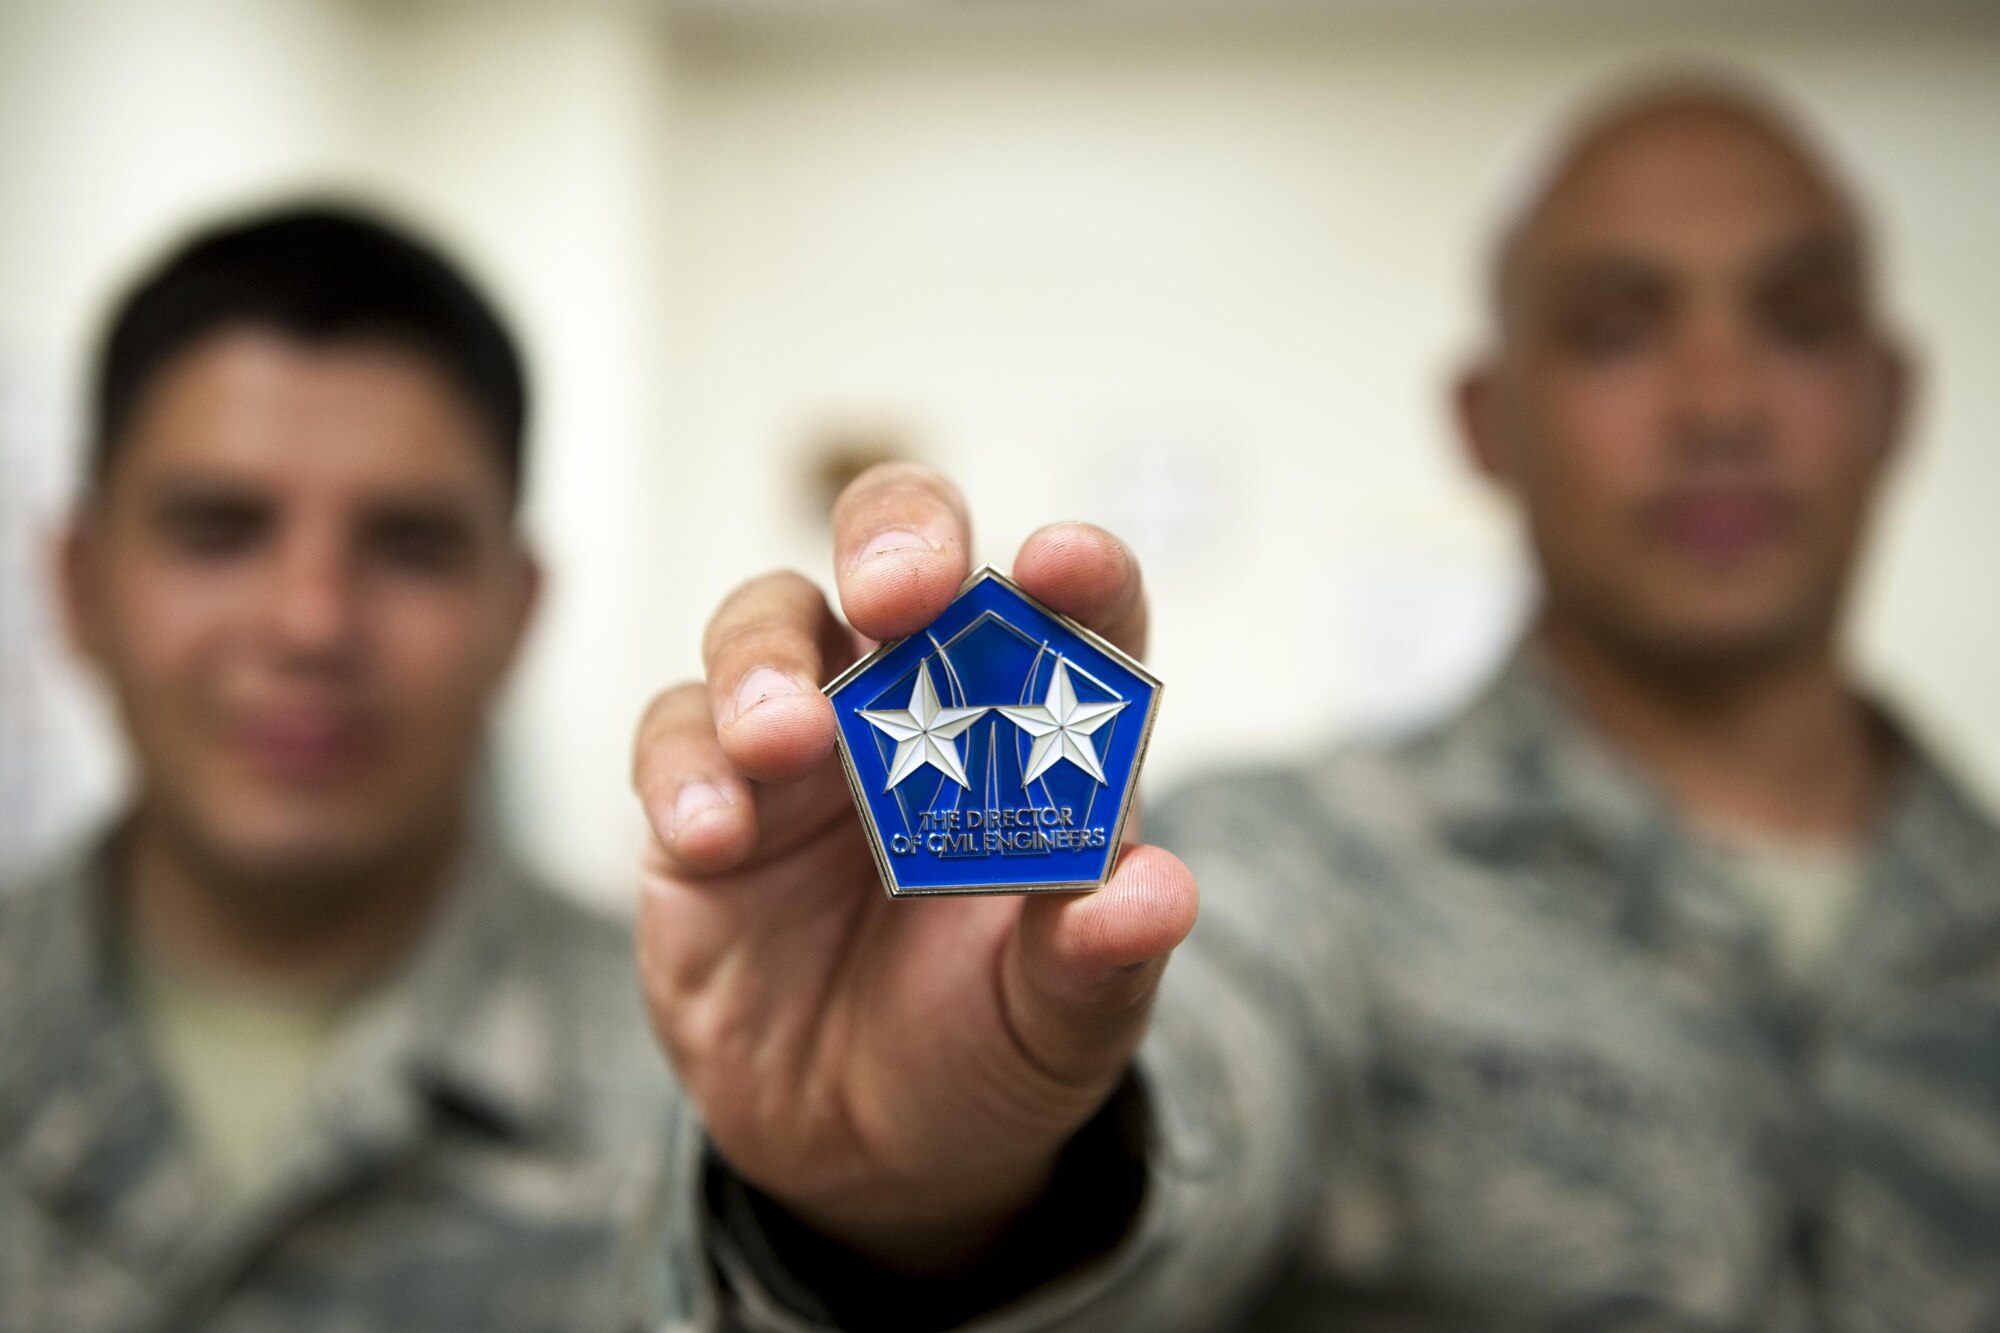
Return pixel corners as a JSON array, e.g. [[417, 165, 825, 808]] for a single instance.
[[1039, 766, 1392, 1328], [667, 767, 1385, 1331]]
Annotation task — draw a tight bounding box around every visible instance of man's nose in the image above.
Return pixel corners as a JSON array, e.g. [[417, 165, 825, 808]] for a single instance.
[[264, 530, 362, 664], [1668, 307, 1771, 464]]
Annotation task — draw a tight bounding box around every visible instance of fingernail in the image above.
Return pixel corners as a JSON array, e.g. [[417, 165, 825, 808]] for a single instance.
[[850, 528, 937, 571], [731, 667, 805, 722], [670, 782, 731, 837]]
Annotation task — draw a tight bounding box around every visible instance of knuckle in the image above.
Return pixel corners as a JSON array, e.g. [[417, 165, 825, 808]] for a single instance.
[[644, 679, 706, 721], [834, 461, 965, 523], [636, 688, 716, 784], [704, 568, 822, 657], [634, 682, 709, 778], [759, 567, 825, 606], [704, 616, 810, 675], [708, 572, 824, 660]]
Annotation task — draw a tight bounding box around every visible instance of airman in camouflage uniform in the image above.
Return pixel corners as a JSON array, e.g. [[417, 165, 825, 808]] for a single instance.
[[0, 207, 710, 1332], [0, 832, 693, 1333], [1107, 648, 2000, 1331], [649, 80, 2000, 1332]]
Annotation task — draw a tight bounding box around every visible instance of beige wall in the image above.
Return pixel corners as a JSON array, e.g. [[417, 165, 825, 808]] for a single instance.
[[3, 3, 1996, 903], [660, 16, 2000, 813]]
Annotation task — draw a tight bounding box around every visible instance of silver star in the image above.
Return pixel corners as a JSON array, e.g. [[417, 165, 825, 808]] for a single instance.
[[998, 658, 1127, 785], [859, 661, 987, 790]]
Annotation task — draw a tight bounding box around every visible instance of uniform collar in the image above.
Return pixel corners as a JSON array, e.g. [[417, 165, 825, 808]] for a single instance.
[[1423, 640, 2000, 979], [0, 832, 202, 1272], [358, 835, 575, 1144], [1424, 642, 1675, 866], [1850, 745, 2000, 983], [0, 821, 577, 1282]]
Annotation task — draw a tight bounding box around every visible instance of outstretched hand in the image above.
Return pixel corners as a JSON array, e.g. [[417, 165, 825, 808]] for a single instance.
[[632, 463, 1197, 1273]]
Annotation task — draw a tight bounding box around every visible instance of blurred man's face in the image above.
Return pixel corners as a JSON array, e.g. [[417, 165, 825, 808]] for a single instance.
[[64, 329, 537, 909], [1465, 103, 1904, 673]]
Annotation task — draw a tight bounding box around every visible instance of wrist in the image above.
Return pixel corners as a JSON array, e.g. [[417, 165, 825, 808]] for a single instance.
[[777, 1150, 1063, 1277], [708, 1072, 1152, 1330]]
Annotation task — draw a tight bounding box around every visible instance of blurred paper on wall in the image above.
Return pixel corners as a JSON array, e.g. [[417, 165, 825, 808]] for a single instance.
[[1084, 425, 1240, 588]]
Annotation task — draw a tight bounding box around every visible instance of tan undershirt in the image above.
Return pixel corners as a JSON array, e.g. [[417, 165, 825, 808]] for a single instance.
[[130, 945, 355, 1201], [1701, 824, 1867, 990]]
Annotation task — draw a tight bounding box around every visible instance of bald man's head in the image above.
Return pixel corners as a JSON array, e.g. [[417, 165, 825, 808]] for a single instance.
[[1457, 76, 1907, 680], [1494, 82, 1874, 332]]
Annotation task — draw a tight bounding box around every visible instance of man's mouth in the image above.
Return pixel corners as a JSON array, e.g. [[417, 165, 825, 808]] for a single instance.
[[1644, 487, 1794, 563], [228, 711, 381, 783]]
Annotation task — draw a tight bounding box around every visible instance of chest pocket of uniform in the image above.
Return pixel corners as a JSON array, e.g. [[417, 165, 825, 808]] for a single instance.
[[1373, 1031, 1782, 1322]]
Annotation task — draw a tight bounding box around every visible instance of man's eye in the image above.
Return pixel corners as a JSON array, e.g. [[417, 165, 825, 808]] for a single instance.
[[160, 504, 268, 558], [1557, 304, 1659, 360], [367, 518, 472, 574], [1761, 284, 1861, 351]]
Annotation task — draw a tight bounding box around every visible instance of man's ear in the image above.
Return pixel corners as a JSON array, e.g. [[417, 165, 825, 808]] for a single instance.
[[1871, 337, 1915, 473], [53, 509, 106, 666], [494, 544, 544, 679], [1454, 358, 1514, 489]]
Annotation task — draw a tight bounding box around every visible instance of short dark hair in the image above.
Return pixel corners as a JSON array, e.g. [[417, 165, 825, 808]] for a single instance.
[[90, 202, 529, 504]]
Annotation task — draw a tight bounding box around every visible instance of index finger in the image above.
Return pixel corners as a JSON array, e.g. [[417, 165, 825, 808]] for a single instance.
[[701, 570, 848, 783], [1012, 521, 1148, 660], [831, 463, 972, 642]]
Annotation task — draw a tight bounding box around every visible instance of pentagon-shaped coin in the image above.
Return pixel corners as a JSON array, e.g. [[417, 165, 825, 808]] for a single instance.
[[824, 566, 1161, 897]]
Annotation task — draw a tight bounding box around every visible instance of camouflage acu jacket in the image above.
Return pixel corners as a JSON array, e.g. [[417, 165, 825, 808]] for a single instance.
[[1126, 651, 2000, 1331], [716, 650, 2000, 1332], [0, 832, 708, 1333]]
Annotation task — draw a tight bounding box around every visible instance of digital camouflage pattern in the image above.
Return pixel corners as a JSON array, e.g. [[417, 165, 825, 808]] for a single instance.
[[713, 647, 2000, 1331], [0, 832, 709, 1333], [1094, 648, 2000, 1331], [11, 643, 1999, 1333]]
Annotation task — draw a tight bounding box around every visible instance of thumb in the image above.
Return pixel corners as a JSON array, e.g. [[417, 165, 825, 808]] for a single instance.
[[1000, 844, 1198, 1092]]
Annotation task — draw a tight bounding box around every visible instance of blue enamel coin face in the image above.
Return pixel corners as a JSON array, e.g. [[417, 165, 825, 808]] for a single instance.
[[824, 567, 1161, 897]]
